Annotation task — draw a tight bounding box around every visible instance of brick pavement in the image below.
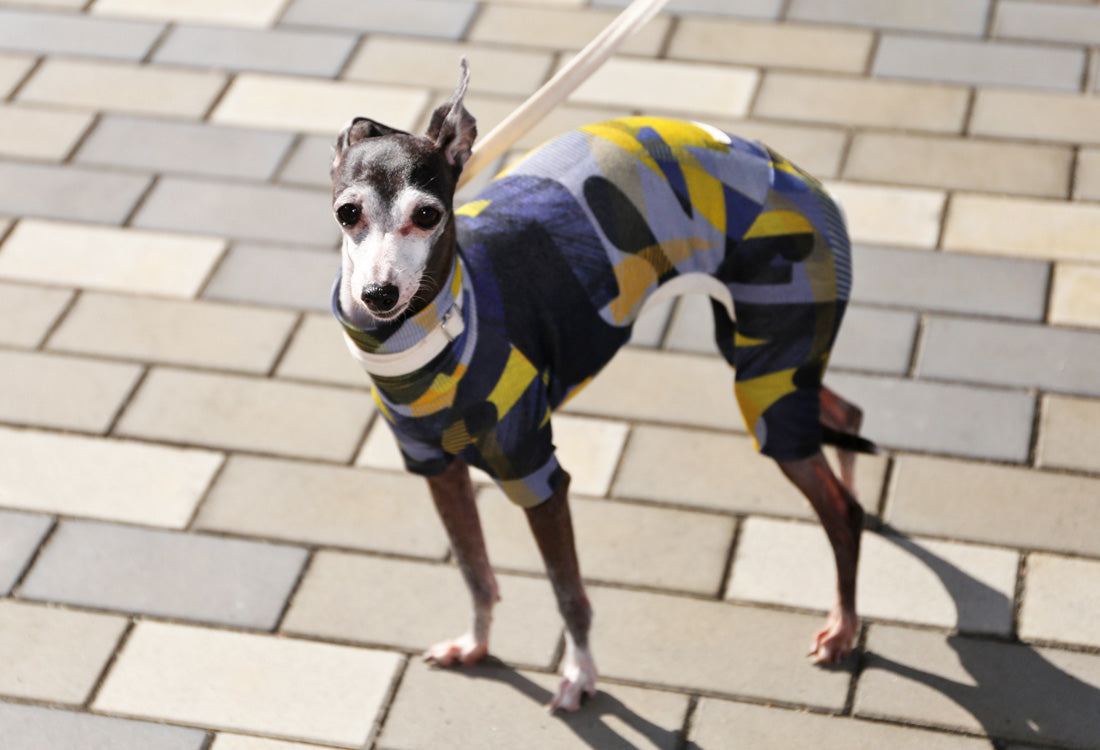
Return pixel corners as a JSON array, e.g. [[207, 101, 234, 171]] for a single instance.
[[0, 0, 1098, 747]]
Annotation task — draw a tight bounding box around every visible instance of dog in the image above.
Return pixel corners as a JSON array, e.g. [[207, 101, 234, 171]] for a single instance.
[[331, 60, 875, 711]]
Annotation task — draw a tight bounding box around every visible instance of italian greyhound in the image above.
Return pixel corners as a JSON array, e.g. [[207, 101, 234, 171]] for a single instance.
[[332, 61, 875, 712]]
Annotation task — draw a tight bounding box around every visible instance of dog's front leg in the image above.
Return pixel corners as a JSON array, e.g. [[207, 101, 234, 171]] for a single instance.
[[524, 471, 597, 712], [424, 458, 499, 667]]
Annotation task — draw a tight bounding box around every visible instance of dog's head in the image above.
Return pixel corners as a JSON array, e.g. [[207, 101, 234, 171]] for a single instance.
[[332, 59, 476, 322]]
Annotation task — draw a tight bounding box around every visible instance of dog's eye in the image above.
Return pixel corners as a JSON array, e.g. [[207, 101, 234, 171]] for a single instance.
[[412, 205, 442, 230], [336, 203, 361, 227]]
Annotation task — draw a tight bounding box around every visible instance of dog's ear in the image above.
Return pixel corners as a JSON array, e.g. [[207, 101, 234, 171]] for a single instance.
[[331, 117, 403, 176], [427, 58, 477, 169]]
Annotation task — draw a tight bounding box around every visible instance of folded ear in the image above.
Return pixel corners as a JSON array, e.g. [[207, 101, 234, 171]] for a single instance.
[[426, 58, 477, 169], [331, 117, 405, 176]]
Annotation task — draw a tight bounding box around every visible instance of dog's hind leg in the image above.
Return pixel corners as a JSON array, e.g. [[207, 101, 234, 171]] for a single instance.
[[424, 458, 500, 667], [819, 386, 864, 496]]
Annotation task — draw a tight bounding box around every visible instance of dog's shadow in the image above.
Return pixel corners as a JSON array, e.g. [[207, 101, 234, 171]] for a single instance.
[[867, 527, 1100, 746]]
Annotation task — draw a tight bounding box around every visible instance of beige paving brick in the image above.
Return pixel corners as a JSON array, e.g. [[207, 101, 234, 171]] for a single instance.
[[943, 193, 1100, 261], [691, 698, 993, 749], [614, 423, 887, 515], [669, 17, 873, 73], [727, 518, 1018, 635], [478, 488, 736, 595], [709, 118, 848, 178], [379, 660, 690, 750], [0, 53, 34, 97], [469, 5, 669, 55], [0, 349, 140, 432], [94, 621, 403, 747], [0, 599, 127, 704], [1020, 553, 1100, 648], [19, 58, 226, 118], [1075, 147, 1100, 201], [1037, 393, 1100, 473], [1050, 262, 1100, 328], [213, 735, 335, 750], [0, 426, 222, 527], [448, 94, 630, 151], [824, 181, 946, 248], [971, 88, 1100, 144], [754, 72, 969, 133], [49, 293, 297, 373], [283, 553, 561, 667], [564, 57, 758, 118], [117, 368, 374, 461], [590, 586, 852, 707], [845, 133, 1072, 198], [345, 38, 552, 98], [277, 313, 371, 387], [0, 104, 93, 160], [0, 281, 72, 347], [196, 456, 449, 558], [92, 0, 285, 26], [211, 74, 430, 135], [887, 454, 1100, 557], [0, 219, 225, 297]]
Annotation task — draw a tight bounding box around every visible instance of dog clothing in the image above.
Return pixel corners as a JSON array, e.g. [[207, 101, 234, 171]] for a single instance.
[[335, 117, 851, 507]]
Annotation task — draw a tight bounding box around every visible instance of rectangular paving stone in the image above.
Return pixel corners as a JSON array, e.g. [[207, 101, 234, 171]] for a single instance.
[[0, 281, 72, 347], [918, 316, 1100, 396], [95, 621, 403, 747], [156, 24, 357, 77], [850, 245, 1050, 320], [873, 34, 1084, 91], [0, 509, 52, 594], [0, 599, 127, 704], [0, 348, 140, 432], [77, 115, 295, 181], [477, 487, 736, 595], [845, 133, 1072, 198], [448, 93, 631, 153], [20, 58, 227, 118], [22, 519, 308, 628], [277, 312, 372, 387], [855, 625, 1100, 747], [1050, 262, 1100, 327], [213, 736, 334, 750], [888, 454, 1100, 557], [0, 7, 162, 60], [134, 176, 338, 246], [276, 134, 334, 188], [203, 245, 339, 312], [0, 104, 93, 161], [117, 367, 374, 461], [710, 118, 849, 178], [668, 16, 873, 73], [594, 0, 783, 18], [49, 292, 297, 373], [93, 0, 285, 26], [755, 72, 969, 133], [0, 702, 207, 750], [1037, 393, 1100, 473], [0, 52, 34, 97], [469, 5, 669, 54], [1075, 147, 1100, 201], [0, 161, 150, 225], [971, 88, 1100, 144], [1020, 553, 1100, 649], [690, 698, 993, 750], [0, 426, 222, 527], [282, 0, 477, 39], [946, 193, 1100, 261], [824, 181, 945, 248], [788, 0, 990, 34], [0, 219, 224, 297], [196, 455, 449, 558], [994, 0, 1100, 45], [826, 372, 1035, 461], [378, 660, 690, 750], [284, 553, 561, 668], [590, 586, 853, 707], [727, 518, 1017, 635]]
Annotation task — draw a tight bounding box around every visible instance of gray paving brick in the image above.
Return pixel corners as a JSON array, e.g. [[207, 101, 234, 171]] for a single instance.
[[277, 134, 332, 188], [0, 509, 51, 594], [202, 243, 338, 312], [827, 372, 1034, 461], [874, 34, 1084, 91], [280, 0, 477, 39], [788, 0, 991, 35], [134, 176, 339, 246], [76, 115, 294, 181], [918, 316, 1100, 396], [850, 246, 1050, 320], [593, 0, 783, 19], [277, 312, 368, 387], [0, 701, 206, 750], [0, 281, 73, 348], [0, 160, 150, 225], [0, 8, 162, 60], [994, 0, 1100, 46], [155, 24, 357, 77], [22, 519, 306, 628]]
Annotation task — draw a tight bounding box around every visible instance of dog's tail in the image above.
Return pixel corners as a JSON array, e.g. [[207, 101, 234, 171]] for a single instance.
[[821, 426, 879, 455]]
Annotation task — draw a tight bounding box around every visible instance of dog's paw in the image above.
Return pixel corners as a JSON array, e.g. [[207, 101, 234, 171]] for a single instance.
[[423, 633, 488, 667], [549, 647, 598, 712], [809, 606, 859, 666]]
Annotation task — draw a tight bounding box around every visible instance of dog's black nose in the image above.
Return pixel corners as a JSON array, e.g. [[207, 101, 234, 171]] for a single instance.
[[361, 284, 400, 314]]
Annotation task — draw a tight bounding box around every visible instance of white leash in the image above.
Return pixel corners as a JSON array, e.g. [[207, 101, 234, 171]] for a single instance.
[[456, 0, 671, 189]]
